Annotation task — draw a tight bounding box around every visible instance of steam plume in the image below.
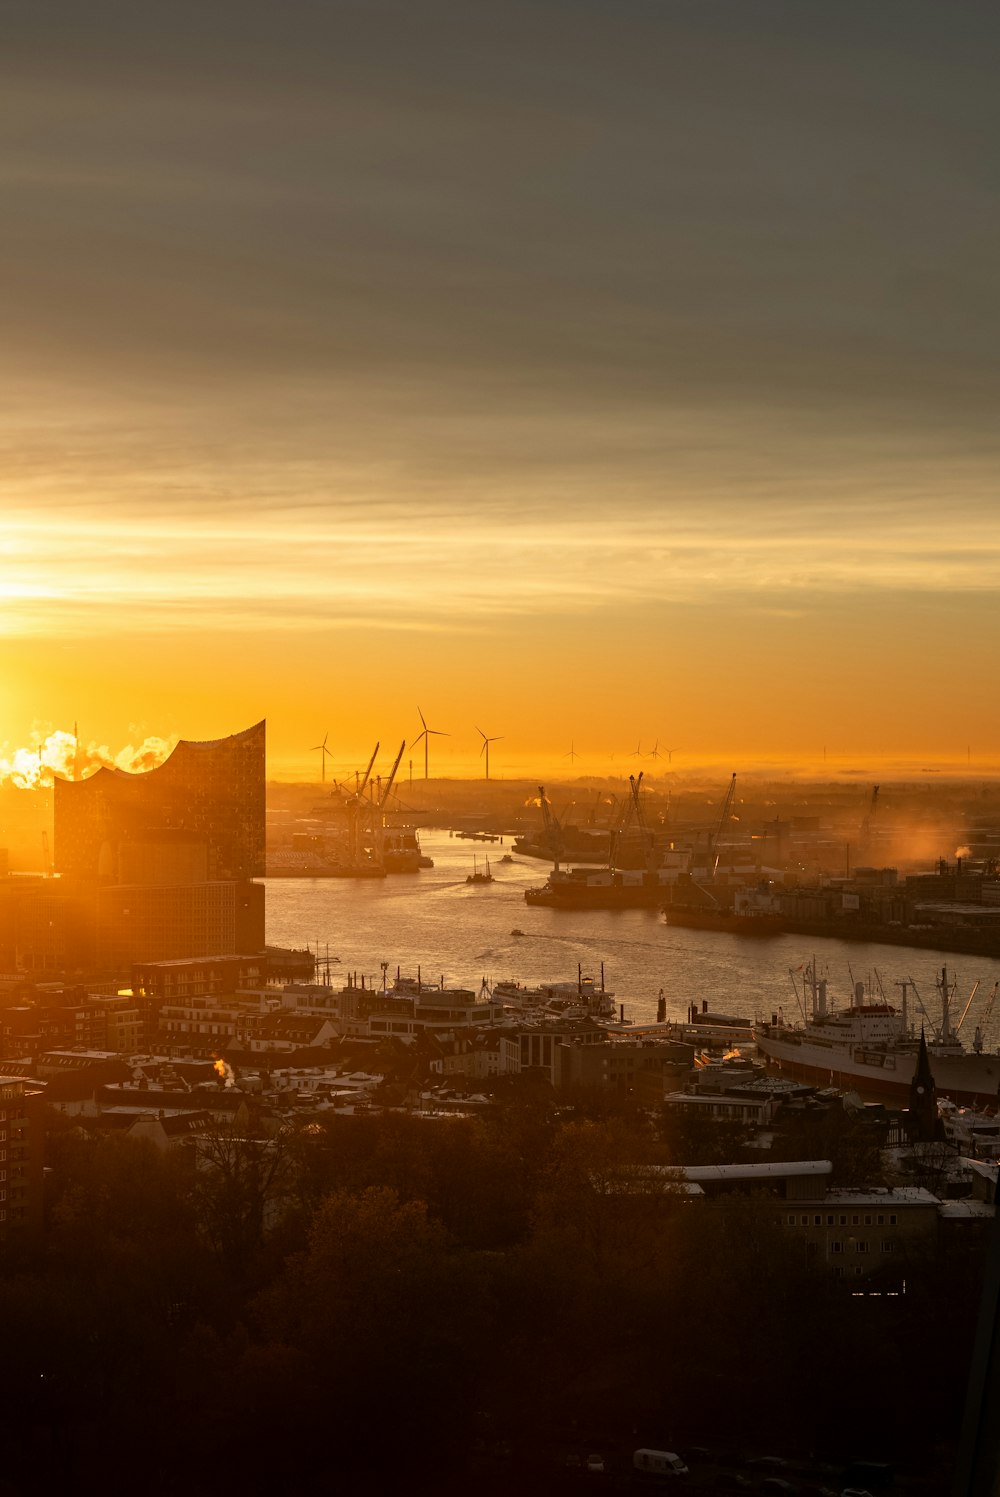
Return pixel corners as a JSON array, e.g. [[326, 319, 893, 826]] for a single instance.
[[0, 729, 178, 788]]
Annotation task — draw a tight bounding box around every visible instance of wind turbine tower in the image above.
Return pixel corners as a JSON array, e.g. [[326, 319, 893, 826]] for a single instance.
[[477, 726, 503, 781], [413, 706, 449, 780], [310, 731, 333, 783]]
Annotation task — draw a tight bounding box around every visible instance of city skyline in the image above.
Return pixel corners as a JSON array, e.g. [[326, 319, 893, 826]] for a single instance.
[[3, 2, 999, 773]]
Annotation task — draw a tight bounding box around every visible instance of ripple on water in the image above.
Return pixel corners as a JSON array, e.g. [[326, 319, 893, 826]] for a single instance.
[[265, 829, 1000, 1034]]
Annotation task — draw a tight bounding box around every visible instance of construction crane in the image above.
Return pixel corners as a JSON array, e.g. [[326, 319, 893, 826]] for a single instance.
[[536, 785, 565, 872]]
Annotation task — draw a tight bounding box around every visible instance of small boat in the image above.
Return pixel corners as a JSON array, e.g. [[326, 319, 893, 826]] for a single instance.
[[510, 928, 526, 937], [466, 856, 494, 885], [499, 853, 515, 864]]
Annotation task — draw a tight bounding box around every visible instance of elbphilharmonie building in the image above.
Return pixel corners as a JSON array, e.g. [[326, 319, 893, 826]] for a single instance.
[[46, 720, 266, 970]]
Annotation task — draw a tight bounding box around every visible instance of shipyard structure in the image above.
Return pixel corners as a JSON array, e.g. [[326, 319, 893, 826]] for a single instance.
[[1, 721, 265, 975]]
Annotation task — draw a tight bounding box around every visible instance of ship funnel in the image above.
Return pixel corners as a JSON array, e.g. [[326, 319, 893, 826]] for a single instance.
[[854, 982, 865, 1006], [816, 979, 828, 1017]]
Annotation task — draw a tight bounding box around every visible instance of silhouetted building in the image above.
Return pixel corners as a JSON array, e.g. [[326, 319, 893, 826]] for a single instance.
[[0, 1076, 44, 1242], [15, 721, 269, 973], [54, 720, 264, 882]]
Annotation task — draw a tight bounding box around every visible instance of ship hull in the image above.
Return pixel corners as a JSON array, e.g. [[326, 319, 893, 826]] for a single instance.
[[754, 1027, 1000, 1109], [525, 883, 671, 910], [664, 908, 784, 936]]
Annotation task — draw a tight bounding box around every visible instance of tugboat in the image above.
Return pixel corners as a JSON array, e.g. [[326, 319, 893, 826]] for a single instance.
[[466, 856, 494, 885]]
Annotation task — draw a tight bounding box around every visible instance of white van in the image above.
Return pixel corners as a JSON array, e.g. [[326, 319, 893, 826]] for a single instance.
[[633, 1448, 689, 1478]]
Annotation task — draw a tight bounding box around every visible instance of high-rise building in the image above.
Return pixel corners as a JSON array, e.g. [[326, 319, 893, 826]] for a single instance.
[[42, 720, 266, 972], [54, 720, 265, 883]]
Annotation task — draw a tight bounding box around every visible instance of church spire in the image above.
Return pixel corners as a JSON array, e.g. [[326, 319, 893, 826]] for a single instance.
[[908, 1027, 939, 1143]]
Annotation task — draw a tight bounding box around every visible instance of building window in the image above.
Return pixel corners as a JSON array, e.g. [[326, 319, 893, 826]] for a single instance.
[[814, 1215, 822, 1226], [864, 1214, 872, 1226], [786, 1215, 796, 1226], [826, 1215, 834, 1225], [889, 1214, 897, 1225], [882, 1240, 895, 1254], [839, 1215, 847, 1226], [832, 1241, 843, 1254], [800, 1215, 809, 1226], [852, 1215, 860, 1226], [856, 1240, 870, 1254]]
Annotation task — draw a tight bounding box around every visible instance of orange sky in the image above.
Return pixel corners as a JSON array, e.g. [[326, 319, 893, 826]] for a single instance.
[[2, 3, 998, 781]]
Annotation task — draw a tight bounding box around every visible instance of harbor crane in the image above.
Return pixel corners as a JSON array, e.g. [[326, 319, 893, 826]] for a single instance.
[[372, 740, 406, 867], [346, 742, 380, 864], [537, 785, 565, 872], [610, 772, 655, 872], [697, 772, 737, 880], [355, 741, 380, 798]]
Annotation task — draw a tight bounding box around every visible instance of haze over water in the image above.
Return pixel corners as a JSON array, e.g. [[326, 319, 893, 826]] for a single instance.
[[266, 830, 1000, 1041]]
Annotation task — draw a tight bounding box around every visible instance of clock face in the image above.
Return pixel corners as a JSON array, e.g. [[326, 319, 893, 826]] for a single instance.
[[916, 1085, 925, 1095]]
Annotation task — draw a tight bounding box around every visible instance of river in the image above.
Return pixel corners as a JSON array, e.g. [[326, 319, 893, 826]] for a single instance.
[[265, 828, 1000, 1036]]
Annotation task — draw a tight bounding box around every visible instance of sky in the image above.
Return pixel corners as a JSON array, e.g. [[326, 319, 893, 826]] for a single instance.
[[2, 1, 999, 780]]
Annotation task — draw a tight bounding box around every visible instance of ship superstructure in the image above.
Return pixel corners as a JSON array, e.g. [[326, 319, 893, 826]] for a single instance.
[[753, 964, 1000, 1108]]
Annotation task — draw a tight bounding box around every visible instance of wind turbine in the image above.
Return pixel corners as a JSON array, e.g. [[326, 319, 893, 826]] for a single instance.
[[476, 726, 503, 781], [310, 731, 333, 783], [563, 741, 579, 762], [649, 739, 662, 761], [413, 706, 449, 780], [630, 740, 643, 759]]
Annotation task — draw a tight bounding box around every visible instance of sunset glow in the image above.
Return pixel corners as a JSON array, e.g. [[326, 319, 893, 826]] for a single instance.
[[2, 3, 998, 778]]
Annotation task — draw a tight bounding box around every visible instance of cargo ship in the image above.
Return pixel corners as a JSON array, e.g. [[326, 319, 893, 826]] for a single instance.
[[752, 965, 1000, 1108], [524, 862, 683, 910]]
